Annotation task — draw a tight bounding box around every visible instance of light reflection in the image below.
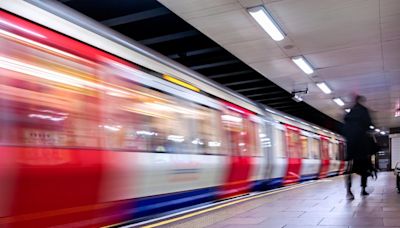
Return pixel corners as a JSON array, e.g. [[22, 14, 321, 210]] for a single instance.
[[221, 115, 242, 123], [191, 138, 204, 145], [28, 113, 67, 122], [136, 131, 158, 136], [98, 125, 122, 132], [0, 19, 46, 38], [208, 141, 221, 147], [0, 29, 83, 60], [167, 135, 185, 143]]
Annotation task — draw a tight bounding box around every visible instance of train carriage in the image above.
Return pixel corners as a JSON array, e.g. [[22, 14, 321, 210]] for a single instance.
[[0, 2, 345, 227]]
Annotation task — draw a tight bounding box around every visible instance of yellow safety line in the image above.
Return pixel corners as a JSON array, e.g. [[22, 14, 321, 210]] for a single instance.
[[105, 181, 320, 228]]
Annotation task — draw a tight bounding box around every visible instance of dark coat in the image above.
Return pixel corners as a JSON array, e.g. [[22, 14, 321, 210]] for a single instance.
[[343, 103, 373, 161]]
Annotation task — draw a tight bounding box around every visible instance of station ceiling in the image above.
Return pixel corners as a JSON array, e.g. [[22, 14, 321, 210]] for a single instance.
[[58, 0, 344, 132]]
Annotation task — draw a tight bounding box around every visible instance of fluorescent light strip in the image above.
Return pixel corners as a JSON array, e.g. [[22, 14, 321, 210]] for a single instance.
[[316, 82, 332, 94], [292, 56, 314, 74], [333, 98, 345, 106], [248, 6, 285, 41], [0, 29, 82, 61], [0, 19, 46, 38]]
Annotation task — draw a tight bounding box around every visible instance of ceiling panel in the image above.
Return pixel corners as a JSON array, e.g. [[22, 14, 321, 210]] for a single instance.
[[270, 0, 380, 53], [224, 38, 284, 63], [383, 39, 400, 71], [185, 9, 267, 45], [306, 44, 381, 68]]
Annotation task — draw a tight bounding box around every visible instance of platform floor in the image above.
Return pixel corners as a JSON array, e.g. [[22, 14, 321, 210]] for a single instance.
[[150, 172, 400, 228]]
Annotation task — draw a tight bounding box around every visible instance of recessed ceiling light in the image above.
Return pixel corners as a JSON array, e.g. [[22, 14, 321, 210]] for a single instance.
[[345, 109, 350, 113], [333, 98, 345, 106], [292, 94, 303, 102], [247, 6, 285, 41], [316, 82, 332, 94], [292, 56, 314, 74]]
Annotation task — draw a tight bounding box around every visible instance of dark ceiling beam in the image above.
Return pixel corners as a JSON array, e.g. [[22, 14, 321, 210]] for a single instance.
[[235, 86, 276, 93], [223, 79, 265, 87], [167, 47, 222, 59], [101, 7, 170, 26], [139, 30, 199, 45], [246, 90, 286, 98], [255, 96, 290, 102], [264, 101, 293, 106], [190, 60, 240, 70], [208, 70, 253, 79], [270, 105, 299, 110]]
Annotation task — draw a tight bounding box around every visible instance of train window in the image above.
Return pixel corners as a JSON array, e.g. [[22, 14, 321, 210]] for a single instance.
[[321, 139, 329, 160], [330, 143, 339, 160], [310, 138, 320, 159], [193, 106, 224, 155], [246, 120, 262, 156], [222, 110, 245, 156], [273, 128, 286, 158], [259, 122, 272, 151], [300, 135, 309, 158], [0, 36, 102, 148], [286, 129, 301, 158], [100, 66, 226, 155]]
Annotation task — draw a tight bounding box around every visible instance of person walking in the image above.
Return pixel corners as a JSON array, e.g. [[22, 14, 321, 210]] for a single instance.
[[343, 95, 373, 199]]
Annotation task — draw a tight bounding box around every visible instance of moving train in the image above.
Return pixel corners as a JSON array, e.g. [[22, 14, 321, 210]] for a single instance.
[[0, 1, 346, 227]]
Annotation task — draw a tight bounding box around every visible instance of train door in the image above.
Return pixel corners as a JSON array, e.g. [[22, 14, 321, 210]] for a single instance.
[[220, 103, 253, 198], [283, 125, 302, 185], [319, 136, 330, 178]]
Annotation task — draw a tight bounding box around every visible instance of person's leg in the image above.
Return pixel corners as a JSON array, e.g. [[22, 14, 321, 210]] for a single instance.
[[360, 159, 369, 196], [361, 172, 369, 195], [346, 173, 352, 190], [345, 161, 354, 199]]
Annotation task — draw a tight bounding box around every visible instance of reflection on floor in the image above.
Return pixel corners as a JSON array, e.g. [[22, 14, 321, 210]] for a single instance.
[[165, 172, 400, 228]]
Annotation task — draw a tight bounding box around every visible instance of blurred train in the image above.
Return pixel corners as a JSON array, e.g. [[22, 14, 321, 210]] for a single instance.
[[0, 1, 346, 227]]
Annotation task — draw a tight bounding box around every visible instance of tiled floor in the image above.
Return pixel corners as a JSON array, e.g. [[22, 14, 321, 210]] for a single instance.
[[165, 172, 400, 228]]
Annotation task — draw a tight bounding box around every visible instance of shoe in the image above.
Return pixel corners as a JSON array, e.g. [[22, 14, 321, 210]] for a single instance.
[[346, 191, 355, 200], [361, 190, 369, 196]]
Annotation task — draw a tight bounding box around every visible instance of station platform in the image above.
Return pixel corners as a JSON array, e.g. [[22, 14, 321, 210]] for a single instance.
[[138, 172, 399, 228]]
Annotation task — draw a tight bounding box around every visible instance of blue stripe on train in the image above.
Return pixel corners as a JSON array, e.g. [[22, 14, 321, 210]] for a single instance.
[[264, 177, 284, 189], [133, 187, 217, 218], [131, 177, 287, 219], [300, 174, 318, 182], [327, 171, 339, 177]]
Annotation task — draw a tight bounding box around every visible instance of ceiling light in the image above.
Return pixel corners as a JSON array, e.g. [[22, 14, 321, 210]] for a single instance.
[[380, 131, 386, 135], [333, 98, 345, 106], [369, 125, 374, 129], [345, 109, 350, 113], [375, 129, 380, 133], [247, 6, 285, 41], [292, 56, 314, 74], [292, 94, 303, 102], [316, 82, 332, 94]]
